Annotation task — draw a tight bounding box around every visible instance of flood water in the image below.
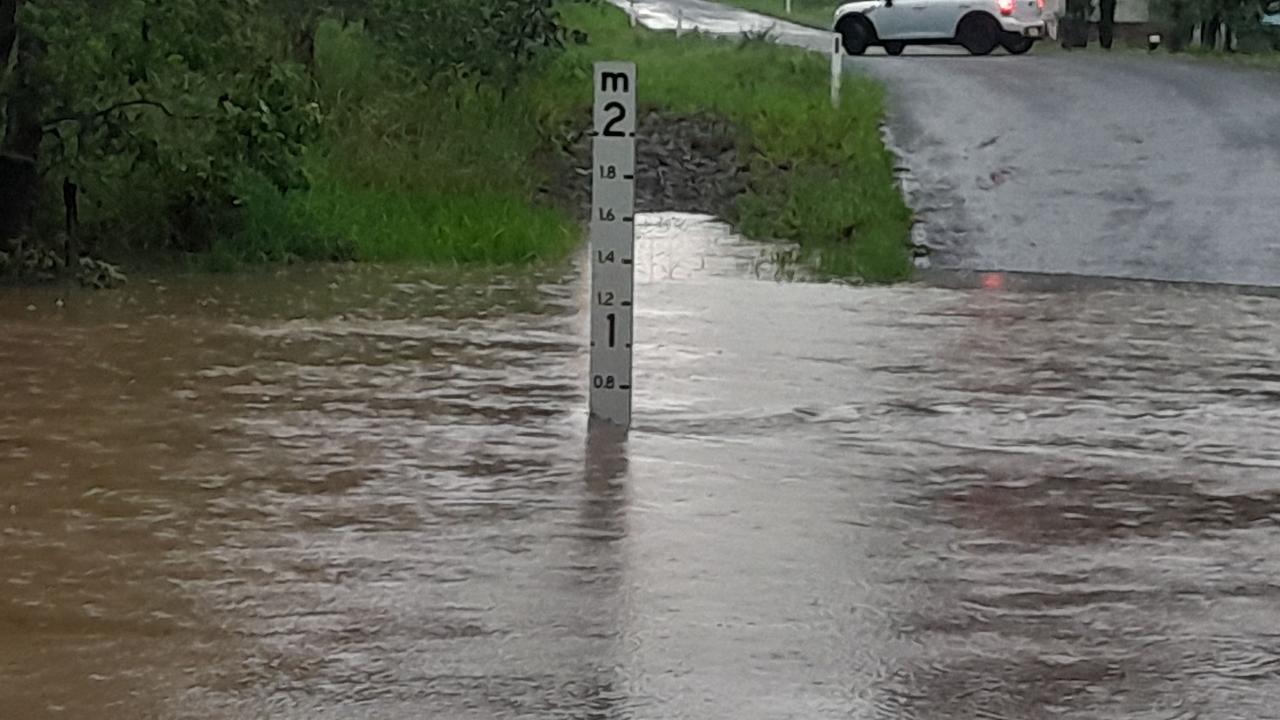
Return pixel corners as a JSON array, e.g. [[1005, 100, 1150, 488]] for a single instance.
[[4, 214, 1280, 719]]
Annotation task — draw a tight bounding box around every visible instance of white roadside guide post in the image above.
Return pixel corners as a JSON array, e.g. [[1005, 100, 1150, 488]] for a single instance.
[[830, 34, 842, 109], [589, 62, 638, 431], [786, 0, 793, 14], [628, 0, 637, 27]]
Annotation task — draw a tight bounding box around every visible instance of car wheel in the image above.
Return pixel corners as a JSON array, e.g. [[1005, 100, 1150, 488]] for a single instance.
[[957, 14, 1000, 55], [1001, 33, 1035, 54], [883, 41, 905, 55], [838, 18, 871, 55]]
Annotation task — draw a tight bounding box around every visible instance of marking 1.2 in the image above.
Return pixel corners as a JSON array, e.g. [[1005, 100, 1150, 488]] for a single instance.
[[589, 61, 636, 430]]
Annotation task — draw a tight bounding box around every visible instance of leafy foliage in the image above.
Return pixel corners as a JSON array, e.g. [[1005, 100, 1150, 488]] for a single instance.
[[362, 0, 568, 84], [1151, 0, 1278, 49], [2, 0, 579, 269], [8, 0, 320, 252]]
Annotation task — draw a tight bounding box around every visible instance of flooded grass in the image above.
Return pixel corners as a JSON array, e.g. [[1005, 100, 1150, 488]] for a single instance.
[[543, 4, 914, 281]]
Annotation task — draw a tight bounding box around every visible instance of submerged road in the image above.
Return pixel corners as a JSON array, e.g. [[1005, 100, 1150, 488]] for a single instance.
[[4, 218, 1280, 718], [622, 0, 1280, 286]]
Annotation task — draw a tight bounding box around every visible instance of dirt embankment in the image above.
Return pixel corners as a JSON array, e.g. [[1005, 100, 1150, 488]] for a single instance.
[[542, 109, 750, 221]]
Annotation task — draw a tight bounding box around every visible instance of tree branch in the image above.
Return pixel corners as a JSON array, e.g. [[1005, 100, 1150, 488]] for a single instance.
[[41, 98, 199, 131]]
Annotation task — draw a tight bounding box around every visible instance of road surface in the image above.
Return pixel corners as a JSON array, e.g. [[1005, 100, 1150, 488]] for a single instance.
[[621, 0, 1280, 286]]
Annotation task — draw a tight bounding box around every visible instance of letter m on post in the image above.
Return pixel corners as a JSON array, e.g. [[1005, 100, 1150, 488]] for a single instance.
[[600, 72, 630, 94]]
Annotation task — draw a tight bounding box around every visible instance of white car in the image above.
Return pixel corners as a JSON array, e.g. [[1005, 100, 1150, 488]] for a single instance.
[[834, 0, 1048, 56], [1265, 0, 1280, 25]]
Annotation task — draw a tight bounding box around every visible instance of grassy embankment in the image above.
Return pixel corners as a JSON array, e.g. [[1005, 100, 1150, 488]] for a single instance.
[[227, 1, 911, 280], [714, 0, 837, 28]]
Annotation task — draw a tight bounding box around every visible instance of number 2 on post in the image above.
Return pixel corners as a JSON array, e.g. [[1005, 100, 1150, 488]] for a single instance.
[[602, 102, 627, 137]]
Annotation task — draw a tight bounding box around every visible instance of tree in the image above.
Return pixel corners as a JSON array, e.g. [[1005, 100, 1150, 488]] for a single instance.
[[1, 0, 319, 261], [1, 0, 43, 245], [1061, 0, 1094, 46], [1153, 0, 1257, 50], [362, 0, 567, 84], [1, 0, 574, 272]]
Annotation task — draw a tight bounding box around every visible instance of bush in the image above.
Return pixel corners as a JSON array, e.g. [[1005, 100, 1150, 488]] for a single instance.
[[1, 0, 580, 270]]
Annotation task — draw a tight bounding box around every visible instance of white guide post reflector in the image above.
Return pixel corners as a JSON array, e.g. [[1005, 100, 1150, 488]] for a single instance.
[[830, 35, 842, 109], [589, 62, 637, 431]]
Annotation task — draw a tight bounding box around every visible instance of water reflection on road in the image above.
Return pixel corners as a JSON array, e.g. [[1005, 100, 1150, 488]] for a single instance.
[[3, 214, 1280, 718]]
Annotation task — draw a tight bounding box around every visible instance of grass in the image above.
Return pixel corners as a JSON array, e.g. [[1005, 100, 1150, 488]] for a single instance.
[[220, 2, 912, 282], [214, 18, 580, 268], [1179, 45, 1280, 70], [541, 3, 914, 281], [713, 0, 837, 29], [1035, 34, 1280, 72]]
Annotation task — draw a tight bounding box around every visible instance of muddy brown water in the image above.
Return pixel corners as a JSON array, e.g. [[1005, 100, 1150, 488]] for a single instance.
[[4, 214, 1280, 719]]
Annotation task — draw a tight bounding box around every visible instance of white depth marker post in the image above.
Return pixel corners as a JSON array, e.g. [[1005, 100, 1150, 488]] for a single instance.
[[830, 34, 842, 109], [589, 62, 637, 431]]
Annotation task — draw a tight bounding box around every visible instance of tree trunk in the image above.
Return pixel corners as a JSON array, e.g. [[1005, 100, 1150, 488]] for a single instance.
[[1205, 15, 1221, 50], [62, 177, 79, 268], [291, 17, 317, 71], [1, 0, 43, 246], [0, 0, 17, 63]]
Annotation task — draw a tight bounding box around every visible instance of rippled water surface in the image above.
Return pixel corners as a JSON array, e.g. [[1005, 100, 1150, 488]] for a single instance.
[[4, 214, 1280, 719]]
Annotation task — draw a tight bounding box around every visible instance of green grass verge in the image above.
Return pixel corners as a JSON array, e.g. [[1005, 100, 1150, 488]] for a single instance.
[[713, 0, 836, 29], [214, 18, 580, 268], [1036, 39, 1280, 72], [541, 3, 913, 281], [223, 2, 912, 281], [1177, 46, 1280, 71]]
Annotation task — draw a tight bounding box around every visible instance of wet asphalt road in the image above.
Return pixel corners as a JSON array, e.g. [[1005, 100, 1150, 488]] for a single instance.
[[623, 0, 1280, 286]]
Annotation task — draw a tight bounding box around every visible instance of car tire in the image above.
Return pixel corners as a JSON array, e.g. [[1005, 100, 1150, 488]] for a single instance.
[[883, 41, 905, 55], [838, 17, 872, 55], [957, 14, 1000, 55], [1001, 33, 1035, 54]]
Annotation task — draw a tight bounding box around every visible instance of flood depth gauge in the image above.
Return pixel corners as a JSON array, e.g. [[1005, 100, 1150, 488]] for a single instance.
[[588, 62, 637, 431]]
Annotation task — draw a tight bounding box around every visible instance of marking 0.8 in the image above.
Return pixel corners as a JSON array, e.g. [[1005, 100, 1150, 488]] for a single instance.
[[589, 61, 636, 430]]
